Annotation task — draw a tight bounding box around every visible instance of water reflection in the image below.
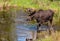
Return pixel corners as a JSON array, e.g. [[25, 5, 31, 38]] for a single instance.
[[18, 37, 26, 41], [16, 24, 37, 41]]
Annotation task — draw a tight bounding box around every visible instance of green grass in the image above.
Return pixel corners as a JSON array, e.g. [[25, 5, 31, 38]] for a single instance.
[[9, 0, 60, 10], [10, 0, 39, 8]]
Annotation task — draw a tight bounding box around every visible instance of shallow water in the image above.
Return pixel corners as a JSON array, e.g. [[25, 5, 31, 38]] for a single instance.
[[16, 23, 37, 41]]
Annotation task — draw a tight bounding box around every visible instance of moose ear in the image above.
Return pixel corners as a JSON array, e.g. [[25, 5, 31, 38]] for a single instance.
[[39, 9, 43, 11], [32, 10, 36, 14]]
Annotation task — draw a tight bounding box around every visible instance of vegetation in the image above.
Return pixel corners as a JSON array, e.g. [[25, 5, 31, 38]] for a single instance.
[[0, 1, 17, 41], [36, 31, 60, 41]]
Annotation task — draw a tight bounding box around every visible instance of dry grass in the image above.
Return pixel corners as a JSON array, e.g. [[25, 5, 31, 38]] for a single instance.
[[36, 31, 60, 41]]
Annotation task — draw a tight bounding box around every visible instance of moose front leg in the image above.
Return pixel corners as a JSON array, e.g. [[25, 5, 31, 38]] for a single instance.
[[48, 19, 55, 35], [37, 24, 41, 33], [36, 23, 41, 39]]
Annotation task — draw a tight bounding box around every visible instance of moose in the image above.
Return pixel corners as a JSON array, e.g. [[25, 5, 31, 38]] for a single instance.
[[25, 8, 55, 35]]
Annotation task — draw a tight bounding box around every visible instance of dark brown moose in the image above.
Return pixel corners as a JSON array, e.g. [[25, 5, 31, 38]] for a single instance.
[[26, 8, 55, 35]]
